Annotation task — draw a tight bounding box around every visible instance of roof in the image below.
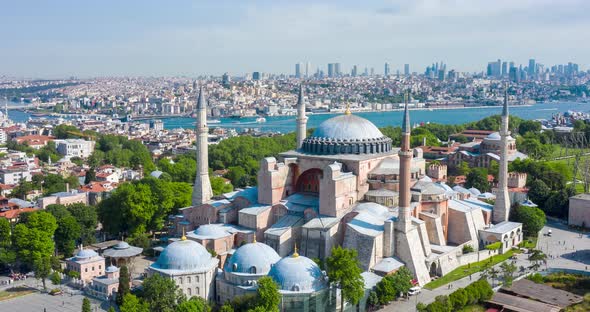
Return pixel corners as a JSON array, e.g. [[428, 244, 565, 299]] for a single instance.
[[224, 242, 280, 275], [489, 292, 561, 312], [361, 271, 382, 289], [501, 279, 584, 308], [269, 254, 327, 293], [0, 207, 38, 220], [484, 221, 522, 234], [311, 114, 385, 141], [570, 193, 590, 201], [372, 257, 404, 274], [265, 214, 304, 237], [239, 205, 272, 216], [103, 241, 143, 258]]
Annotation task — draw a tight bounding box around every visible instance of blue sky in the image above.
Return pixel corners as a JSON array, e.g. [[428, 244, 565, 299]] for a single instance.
[[1, 0, 589, 78]]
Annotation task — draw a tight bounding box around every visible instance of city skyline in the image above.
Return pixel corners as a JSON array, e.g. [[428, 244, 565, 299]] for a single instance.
[[1, 0, 590, 78]]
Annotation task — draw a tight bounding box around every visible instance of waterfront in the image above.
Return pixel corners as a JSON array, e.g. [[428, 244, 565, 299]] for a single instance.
[[7, 101, 590, 134]]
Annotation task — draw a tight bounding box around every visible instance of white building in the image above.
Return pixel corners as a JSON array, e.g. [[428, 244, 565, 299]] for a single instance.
[[55, 139, 96, 158]]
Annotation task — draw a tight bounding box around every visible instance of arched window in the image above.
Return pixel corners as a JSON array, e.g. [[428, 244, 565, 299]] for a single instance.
[[232, 263, 238, 271], [187, 276, 191, 284], [292, 284, 300, 291], [250, 266, 257, 274], [187, 287, 192, 296]]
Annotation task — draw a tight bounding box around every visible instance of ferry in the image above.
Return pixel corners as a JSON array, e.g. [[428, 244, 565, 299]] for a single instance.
[[256, 117, 267, 123], [208, 119, 221, 124]]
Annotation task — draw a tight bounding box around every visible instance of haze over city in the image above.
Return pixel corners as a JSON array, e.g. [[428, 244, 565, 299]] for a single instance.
[[2, 0, 590, 78]]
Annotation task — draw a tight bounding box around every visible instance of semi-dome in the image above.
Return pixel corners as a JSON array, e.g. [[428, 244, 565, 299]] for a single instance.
[[301, 113, 392, 155], [76, 249, 98, 259], [268, 252, 327, 293], [151, 239, 216, 272], [225, 242, 280, 275]]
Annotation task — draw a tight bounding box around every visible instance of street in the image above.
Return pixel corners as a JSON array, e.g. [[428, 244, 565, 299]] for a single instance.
[[380, 220, 590, 311]]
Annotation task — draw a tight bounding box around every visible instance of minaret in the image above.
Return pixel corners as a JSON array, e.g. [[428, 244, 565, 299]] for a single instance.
[[493, 85, 511, 223], [192, 86, 213, 206], [296, 84, 307, 149], [397, 91, 412, 232]]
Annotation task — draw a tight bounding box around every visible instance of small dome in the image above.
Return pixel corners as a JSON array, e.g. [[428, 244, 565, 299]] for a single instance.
[[150, 170, 163, 178], [105, 265, 119, 273], [468, 187, 481, 196], [114, 242, 130, 250], [225, 242, 280, 274], [419, 176, 433, 183], [486, 132, 501, 140], [76, 249, 98, 259], [194, 224, 230, 239], [152, 239, 214, 272], [269, 254, 327, 292]]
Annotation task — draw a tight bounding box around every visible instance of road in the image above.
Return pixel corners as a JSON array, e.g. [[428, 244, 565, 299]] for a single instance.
[[380, 220, 590, 311]]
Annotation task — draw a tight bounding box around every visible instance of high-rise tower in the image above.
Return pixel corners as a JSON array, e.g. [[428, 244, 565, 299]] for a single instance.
[[192, 86, 213, 206], [493, 85, 511, 223], [397, 91, 412, 232], [296, 85, 307, 149]]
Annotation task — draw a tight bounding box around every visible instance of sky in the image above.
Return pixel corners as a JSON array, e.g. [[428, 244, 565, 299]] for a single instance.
[[1, 0, 589, 78]]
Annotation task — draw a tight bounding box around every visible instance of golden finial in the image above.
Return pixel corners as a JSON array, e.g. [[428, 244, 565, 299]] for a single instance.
[[181, 228, 187, 241], [253, 236, 257, 243], [344, 103, 351, 115], [293, 243, 299, 258]]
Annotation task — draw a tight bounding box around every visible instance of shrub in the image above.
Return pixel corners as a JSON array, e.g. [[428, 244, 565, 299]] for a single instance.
[[462, 245, 475, 254], [527, 273, 544, 284]]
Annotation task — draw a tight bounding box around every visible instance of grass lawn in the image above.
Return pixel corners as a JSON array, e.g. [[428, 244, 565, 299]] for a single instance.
[[424, 249, 514, 290], [458, 304, 486, 312], [0, 286, 34, 301], [518, 236, 538, 249]]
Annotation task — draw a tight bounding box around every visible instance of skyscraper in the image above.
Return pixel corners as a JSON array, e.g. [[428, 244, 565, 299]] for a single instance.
[[528, 59, 536, 76], [501, 62, 508, 77], [305, 62, 311, 78], [334, 63, 341, 77], [352, 65, 358, 77], [295, 63, 302, 78], [404, 64, 410, 76], [252, 72, 261, 80], [327, 63, 335, 78], [384, 62, 390, 76]]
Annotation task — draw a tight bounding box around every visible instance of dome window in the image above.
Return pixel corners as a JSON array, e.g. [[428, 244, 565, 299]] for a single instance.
[[249, 266, 257, 274], [292, 284, 300, 291]]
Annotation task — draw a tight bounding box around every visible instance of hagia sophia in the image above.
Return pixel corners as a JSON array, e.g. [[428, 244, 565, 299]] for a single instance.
[[153, 86, 525, 311]]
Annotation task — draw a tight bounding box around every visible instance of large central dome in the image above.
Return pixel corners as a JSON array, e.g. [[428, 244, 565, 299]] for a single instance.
[[301, 113, 392, 155]]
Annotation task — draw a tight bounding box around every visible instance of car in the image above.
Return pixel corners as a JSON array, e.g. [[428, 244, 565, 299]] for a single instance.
[[547, 229, 552, 237], [408, 286, 421, 296]]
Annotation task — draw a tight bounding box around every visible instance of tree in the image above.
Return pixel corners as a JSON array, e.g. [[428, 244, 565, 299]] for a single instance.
[[527, 179, 551, 207], [500, 262, 517, 287], [375, 275, 396, 305], [117, 266, 131, 306], [219, 302, 234, 312], [54, 215, 81, 256], [82, 297, 91, 312], [326, 246, 365, 311], [0, 218, 10, 248], [142, 273, 184, 312], [449, 288, 468, 310], [34, 256, 52, 290], [456, 161, 471, 176], [85, 168, 96, 184], [510, 204, 546, 236], [50, 271, 61, 285], [0, 218, 15, 271], [253, 276, 280, 312], [13, 211, 57, 265], [108, 307, 116, 312], [211, 176, 233, 195], [518, 120, 542, 135], [120, 294, 149, 312], [465, 168, 490, 192], [176, 297, 211, 312], [68, 203, 98, 245]]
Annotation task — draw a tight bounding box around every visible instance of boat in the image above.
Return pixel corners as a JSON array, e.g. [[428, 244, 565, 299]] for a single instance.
[[208, 119, 221, 124], [256, 117, 267, 123]]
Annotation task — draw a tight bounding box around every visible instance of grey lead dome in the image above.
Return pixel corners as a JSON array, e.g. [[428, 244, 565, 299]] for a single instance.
[[302, 114, 392, 155]]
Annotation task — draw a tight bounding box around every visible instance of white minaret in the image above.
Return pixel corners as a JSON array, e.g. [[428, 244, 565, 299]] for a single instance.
[[493, 86, 511, 223], [192, 86, 213, 206], [296, 84, 307, 149]]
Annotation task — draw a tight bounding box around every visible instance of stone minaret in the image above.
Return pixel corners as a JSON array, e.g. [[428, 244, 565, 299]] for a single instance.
[[192, 86, 213, 206], [397, 91, 412, 232], [296, 84, 307, 149], [493, 86, 511, 223]]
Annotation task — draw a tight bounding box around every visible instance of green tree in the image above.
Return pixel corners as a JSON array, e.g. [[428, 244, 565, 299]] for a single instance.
[[527, 179, 551, 208], [326, 246, 365, 311], [465, 168, 490, 192], [449, 288, 468, 310], [33, 256, 52, 290], [510, 204, 546, 236], [82, 297, 91, 312], [13, 211, 57, 265], [120, 294, 149, 312], [219, 302, 234, 312], [456, 161, 471, 176], [50, 271, 61, 285], [117, 266, 131, 306], [253, 276, 280, 312], [175, 297, 211, 312], [85, 168, 96, 184], [11, 179, 33, 199], [500, 262, 517, 287], [68, 203, 98, 245], [0, 218, 10, 248], [211, 176, 233, 195], [55, 215, 81, 256], [142, 273, 184, 312], [108, 307, 116, 312], [0, 218, 14, 271], [375, 274, 396, 305]]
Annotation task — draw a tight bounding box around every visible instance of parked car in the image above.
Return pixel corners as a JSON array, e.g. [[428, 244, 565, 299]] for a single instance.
[[408, 286, 422, 296]]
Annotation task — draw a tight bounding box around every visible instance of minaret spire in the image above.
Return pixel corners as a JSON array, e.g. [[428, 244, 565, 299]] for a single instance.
[[397, 89, 413, 232], [192, 84, 213, 206], [493, 83, 511, 223], [296, 84, 308, 149]]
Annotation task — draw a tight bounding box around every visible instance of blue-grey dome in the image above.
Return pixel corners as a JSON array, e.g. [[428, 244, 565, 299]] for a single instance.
[[76, 249, 98, 259], [151, 239, 216, 272], [312, 114, 384, 141], [114, 242, 130, 249], [268, 254, 327, 292], [105, 265, 119, 273], [225, 242, 280, 275], [194, 224, 230, 239], [302, 113, 392, 155]]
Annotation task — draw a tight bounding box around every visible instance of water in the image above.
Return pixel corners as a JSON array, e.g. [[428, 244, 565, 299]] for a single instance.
[[161, 102, 590, 133], [7, 101, 590, 133]]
